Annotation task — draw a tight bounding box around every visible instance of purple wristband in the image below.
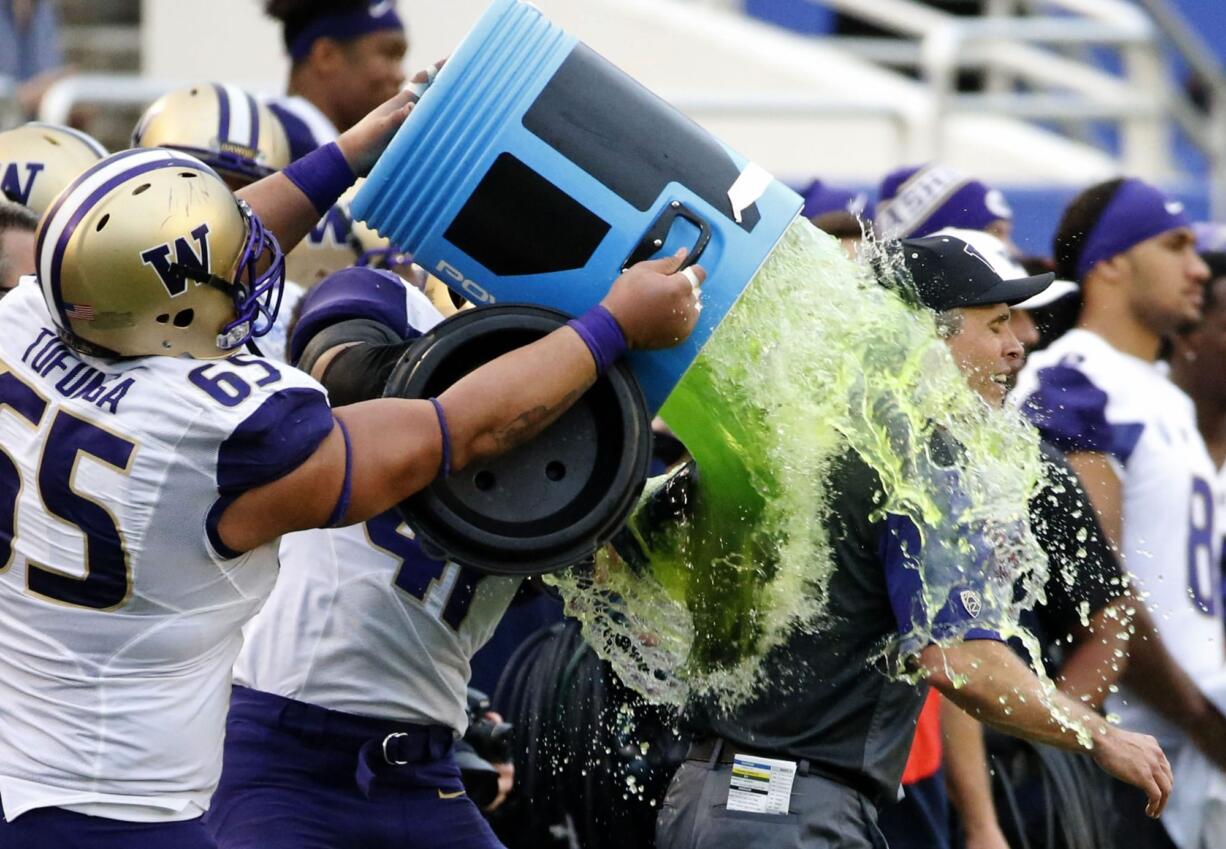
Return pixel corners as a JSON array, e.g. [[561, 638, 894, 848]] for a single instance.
[[566, 305, 628, 374], [283, 142, 356, 216], [325, 417, 354, 527], [429, 397, 452, 479]]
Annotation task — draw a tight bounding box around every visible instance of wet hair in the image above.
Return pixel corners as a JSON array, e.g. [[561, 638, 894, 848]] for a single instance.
[[265, 0, 371, 53], [1052, 178, 1127, 283], [934, 310, 964, 339]]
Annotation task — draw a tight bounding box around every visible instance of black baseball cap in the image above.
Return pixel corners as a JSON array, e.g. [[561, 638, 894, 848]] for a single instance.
[[899, 234, 1055, 312]]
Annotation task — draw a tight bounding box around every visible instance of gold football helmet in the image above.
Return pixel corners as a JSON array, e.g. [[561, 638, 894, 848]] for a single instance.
[[36, 149, 285, 359], [130, 83, 346, 289], [132, 83, 290, 188], [0, 123, 108, 216], [343, 180, 467, 316], [286, 202, 364, 288]]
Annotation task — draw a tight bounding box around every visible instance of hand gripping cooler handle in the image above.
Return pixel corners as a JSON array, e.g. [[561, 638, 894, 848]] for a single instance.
[[623, 200, 712, 272]]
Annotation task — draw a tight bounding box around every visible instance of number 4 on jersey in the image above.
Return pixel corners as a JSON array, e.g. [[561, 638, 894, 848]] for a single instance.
[[364, 512, 484, 631]]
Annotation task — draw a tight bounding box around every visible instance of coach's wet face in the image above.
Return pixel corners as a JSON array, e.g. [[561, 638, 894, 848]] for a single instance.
[[943, 303, 1024, 406]]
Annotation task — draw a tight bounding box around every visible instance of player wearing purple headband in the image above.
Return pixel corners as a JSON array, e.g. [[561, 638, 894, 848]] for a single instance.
[[1014, 178, 1222, 849], [265, 0, 408, 162]]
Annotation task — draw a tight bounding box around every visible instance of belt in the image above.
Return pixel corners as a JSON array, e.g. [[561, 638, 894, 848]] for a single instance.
[[687, 737, 882, 806], [233, 685, 454, 764]]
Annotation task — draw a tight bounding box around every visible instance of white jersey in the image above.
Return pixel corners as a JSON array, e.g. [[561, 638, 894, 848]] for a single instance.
[[258, 278, 306, 363], [236, 271, 522, 733], [265, 95, 338, 163], [235, 518, 522, 732], [1015, 329, 1226, 749], [0, 281, 333, 822]]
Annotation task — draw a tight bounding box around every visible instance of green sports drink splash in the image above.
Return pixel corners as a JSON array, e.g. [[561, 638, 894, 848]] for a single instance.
[[550, 218, 1051, 708]]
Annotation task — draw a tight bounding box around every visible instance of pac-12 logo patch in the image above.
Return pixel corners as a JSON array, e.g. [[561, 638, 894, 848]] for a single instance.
[[140, 223, 212, 297], [959, 590, 982, 618]]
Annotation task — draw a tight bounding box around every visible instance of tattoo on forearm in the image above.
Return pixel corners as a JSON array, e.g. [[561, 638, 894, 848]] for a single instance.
[[492, 388, 586, 452]]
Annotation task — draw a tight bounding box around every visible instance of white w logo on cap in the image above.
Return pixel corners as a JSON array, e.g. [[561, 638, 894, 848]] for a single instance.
[[961, 240, 996, 273]]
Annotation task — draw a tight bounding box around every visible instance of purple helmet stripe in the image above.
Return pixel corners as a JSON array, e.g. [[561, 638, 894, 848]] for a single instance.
[[47, 155, 213, 330], [244, 91, 260, 150], [214, 83, 232, 146]]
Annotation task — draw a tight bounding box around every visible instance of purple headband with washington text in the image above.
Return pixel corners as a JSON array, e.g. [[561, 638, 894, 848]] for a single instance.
[[875, 164, 1012, 239], [288, 1, 404, 61], [1075, 178, 1191, 280]]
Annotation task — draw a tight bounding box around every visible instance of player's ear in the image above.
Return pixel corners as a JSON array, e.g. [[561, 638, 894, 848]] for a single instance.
[[1093, 254, 1128, 288], [309, 37, 345, 74]]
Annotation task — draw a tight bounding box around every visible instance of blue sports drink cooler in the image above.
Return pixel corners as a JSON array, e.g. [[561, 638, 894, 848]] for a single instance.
[[353, 0, 803, 413]]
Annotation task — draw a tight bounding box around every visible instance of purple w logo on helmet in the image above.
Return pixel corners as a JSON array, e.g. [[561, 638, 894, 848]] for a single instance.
[[140, 224, 212, 297]]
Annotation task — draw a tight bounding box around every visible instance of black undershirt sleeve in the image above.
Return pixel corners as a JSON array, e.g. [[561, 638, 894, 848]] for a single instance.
[[1029, 441, 1127, 638], [294, 317, 416, 407]]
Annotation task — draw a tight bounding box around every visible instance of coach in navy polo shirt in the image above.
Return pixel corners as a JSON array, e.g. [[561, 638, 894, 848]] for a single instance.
[[654, 234, 1172, 849]]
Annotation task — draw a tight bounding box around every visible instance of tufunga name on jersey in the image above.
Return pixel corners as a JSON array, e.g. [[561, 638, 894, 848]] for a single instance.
[[21, 327, 135, 414]]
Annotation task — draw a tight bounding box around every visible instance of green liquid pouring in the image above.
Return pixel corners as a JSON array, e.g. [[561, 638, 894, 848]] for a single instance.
[[551, 219, 1054, 711]]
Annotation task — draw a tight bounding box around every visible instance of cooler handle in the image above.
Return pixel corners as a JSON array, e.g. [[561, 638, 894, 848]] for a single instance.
[[623, 200, 712, 272]]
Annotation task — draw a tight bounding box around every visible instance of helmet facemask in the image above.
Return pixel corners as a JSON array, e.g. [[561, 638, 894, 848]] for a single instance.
[[186, 200, 286, 351]]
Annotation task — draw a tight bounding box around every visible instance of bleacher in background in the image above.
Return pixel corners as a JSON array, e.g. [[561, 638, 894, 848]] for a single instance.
[[744, 0, 1224, 254], [57, 0, 141, 151]]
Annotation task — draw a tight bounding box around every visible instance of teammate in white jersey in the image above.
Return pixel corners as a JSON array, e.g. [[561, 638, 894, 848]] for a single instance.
[[1014, 177, 1223, 849], [206, 267, 518, 849], [0, 85, 704, 848]]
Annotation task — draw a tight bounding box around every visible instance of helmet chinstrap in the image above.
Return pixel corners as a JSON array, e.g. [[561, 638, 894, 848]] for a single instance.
[[174, 200, 285, 351]]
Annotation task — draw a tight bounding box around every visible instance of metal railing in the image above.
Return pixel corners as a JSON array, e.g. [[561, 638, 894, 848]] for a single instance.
[[33, 76, 925, 172], [25, 0, 1226, 216], [781, 0, 1226, 215]]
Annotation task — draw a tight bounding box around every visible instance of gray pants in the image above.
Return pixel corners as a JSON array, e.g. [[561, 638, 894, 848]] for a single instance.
[[655, 760, 889, 849]]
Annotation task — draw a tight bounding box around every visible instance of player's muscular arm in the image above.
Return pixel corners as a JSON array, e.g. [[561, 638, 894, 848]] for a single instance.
[[921, 640, 1172, 817], [1062, 452, 1226, 765], [1064, 451, 1123, 550], [216, 255, 702, 552], [236, 89, 416, 255], [1122, 605, 1226, 772]]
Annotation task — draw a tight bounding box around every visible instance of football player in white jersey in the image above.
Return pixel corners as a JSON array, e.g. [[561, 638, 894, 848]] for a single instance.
[[1164, 252, 1226, 848], [1013, 178, 1223, 849], [0, 85, 704, 848], [1171, 253, 1226, 472], [205, 266, 517, 849], [131, 82, 368, 360]]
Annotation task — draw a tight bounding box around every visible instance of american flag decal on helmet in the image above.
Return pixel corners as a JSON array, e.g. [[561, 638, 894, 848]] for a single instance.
[[64, 303, 96, 321]]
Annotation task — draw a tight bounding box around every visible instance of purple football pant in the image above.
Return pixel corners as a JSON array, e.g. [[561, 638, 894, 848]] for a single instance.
[[0, 805, 217, 849], [205, 686, 505, 849]]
